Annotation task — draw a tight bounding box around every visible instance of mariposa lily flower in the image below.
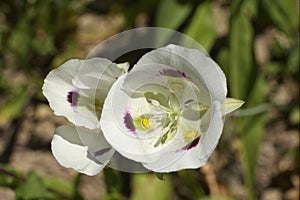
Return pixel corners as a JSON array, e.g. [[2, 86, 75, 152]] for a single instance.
[[100, 44, 244, 172], [42, 58, 128, 175], [43, 44, 243, 175]]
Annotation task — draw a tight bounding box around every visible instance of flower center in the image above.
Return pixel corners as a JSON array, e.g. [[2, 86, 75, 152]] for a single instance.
[[141, 117, 150, 129], [123, 76, 209, 148]]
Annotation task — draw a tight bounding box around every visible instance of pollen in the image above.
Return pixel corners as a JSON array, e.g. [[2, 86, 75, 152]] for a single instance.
[[141, 117, 150, 129]]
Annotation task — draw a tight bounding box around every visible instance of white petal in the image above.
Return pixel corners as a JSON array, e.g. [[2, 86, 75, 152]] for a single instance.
[[51, 125, 114, 176], [136, 44, 227, 103], [42, 59, 83, 123], [143, 101, 223, 172], [42, 59, 104, 129], [101, 75, 184, 163], [100, 75, 157, 163], [72, 58, 127, 89], [107, 152, 150, 173], [122, 63, 209, 108], [116, 62, 130, 71]]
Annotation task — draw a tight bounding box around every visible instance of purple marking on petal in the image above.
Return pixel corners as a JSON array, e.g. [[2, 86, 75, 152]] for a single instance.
[[124, 112, 136, 132], [93, 147, 111, 157], [158, 68, 189, 79], [182, 136, 201, 151], [67, 90, 79, 107]]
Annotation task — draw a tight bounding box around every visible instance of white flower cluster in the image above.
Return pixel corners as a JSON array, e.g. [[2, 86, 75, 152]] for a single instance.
[[42, 44, 244, 175]]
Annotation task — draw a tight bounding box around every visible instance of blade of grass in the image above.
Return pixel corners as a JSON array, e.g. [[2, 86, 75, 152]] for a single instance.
[[131, 173, 172, 200], [228, 1, 266, 199], [183, 1, 216, 51]]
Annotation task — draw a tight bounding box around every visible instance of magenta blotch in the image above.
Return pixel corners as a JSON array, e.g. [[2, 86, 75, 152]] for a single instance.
[[123, 112, 136, 132], [67, 90, 79, 107], [158, 68, 189, 79], [182, 137, 201, 151]]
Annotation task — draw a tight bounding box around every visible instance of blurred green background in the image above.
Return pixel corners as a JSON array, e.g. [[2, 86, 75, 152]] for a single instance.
[[0, 0, 299, 199]]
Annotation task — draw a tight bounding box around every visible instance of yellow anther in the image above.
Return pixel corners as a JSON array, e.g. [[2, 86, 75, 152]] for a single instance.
[[185, 130, 196, 138], [171, 82, 184, 88], [141, 117, 150, 129]]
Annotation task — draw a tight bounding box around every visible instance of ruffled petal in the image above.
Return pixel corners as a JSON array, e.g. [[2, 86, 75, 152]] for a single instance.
[[72, 58, 128, 89], [101, 75, 188, 163], [43, 59, 98, 128], [51, 125, 114, 176], [101, 75, 158, 163], [136, 44, 227, 103], [42, 59, 80, 119], [43, 58, 126, 129], [143, 101, 223, 172], [122, 63, 209, 108]]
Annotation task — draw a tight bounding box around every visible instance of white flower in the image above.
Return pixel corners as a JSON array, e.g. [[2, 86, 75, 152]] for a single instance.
[[100, 44, 244, 172], [42, 58, 128, 175], [43, 45, 243, 175]]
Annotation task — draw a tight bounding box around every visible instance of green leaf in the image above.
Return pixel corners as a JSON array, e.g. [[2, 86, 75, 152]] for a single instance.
[[8, 19, 32, 67], [228, 2, 267, 198], [260, 0, 298, 38], [183, 1, 216, 51], [0, 165, 23, 189], [238, 114, 266, 200], [155, 0, 191, 30], [228, 8, 255, 99], [289, 106, 300, 125], [0, 174, 16, 188], [0, 165, 75, 199], [177, 170, 205, 198], [216, 47, 230, 76], [237, 76, 267, 200], [42, 176, 74, 198], [15, 171, 48, 199], [231, 0, 258, 18], [131, 174, 172, 200], [154, 0, 192, 46], [0, 84, 29, 123], [102, 168, 122, 200], [287, 42, 300, 75]]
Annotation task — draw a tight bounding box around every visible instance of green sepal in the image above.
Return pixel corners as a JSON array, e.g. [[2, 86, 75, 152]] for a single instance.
[[221, 98, 245, 115]]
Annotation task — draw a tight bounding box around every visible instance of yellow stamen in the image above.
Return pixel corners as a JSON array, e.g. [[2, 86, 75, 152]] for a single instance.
[[171, 82, 184, 88], [142, 117, 150, 129], [185, 130, 196, 138]]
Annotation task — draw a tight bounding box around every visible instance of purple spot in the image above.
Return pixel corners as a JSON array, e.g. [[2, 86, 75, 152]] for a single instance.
[[93, 147, 111, 157], [67, 90, 79, 107], [124, 112, 136, 132], [182, 137, 201, 151], [158, 68, 189, 79]]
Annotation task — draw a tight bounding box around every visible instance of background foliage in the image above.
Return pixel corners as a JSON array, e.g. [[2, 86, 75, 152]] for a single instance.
[[0, 0, 299, 199]]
